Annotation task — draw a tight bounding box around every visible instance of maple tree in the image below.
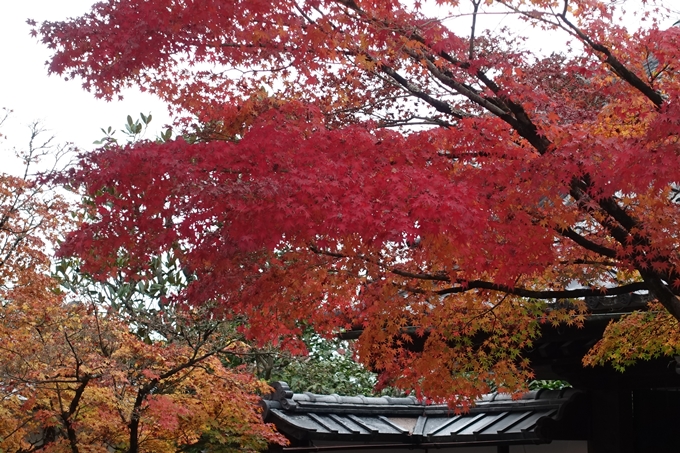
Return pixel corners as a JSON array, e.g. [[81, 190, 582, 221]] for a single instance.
[[35, 0, 680, 402], [0, 123, 285, 452], [0, 290, 285, 453]]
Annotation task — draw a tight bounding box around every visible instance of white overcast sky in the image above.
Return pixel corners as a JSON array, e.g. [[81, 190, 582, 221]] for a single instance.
[[0, 1, 171, 173], [0, 0, 671, 175]]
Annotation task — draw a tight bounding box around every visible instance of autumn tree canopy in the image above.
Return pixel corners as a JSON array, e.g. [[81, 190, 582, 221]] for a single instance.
[[36, 0, 680, 402], [0, 122, 285, 453]]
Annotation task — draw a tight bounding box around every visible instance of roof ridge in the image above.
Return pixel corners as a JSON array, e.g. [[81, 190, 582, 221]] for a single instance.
[[265, 381, 583, 413]]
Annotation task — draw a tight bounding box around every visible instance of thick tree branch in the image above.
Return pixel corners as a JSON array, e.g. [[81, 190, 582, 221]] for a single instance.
[[557, 227, 618, 258], [557, 9, 664, 107], [638, 270, 680, 320], [309, 244, 648, 300], [378, 63, 466, 119], [62, 375, 91, 453], [493, 0, 663, 107], [434, 281, 647, 299], [406, 49, 552, 153]]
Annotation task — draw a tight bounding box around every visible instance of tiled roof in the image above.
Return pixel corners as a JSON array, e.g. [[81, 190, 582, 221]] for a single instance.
[[262, 382, 588, 448]]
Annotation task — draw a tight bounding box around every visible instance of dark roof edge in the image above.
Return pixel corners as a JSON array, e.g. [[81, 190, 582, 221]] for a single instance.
[[268, 438, 546, 452]]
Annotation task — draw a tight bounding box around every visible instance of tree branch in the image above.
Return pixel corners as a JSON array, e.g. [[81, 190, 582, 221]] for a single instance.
[[556, 227, 618, 258], [557, 9, 664, 107], [62, 375, 91, 453], [309, 244, 648, 300], [378, 62, 466, 119], [434, 280, 647, 299], [469, 0, 481, 60]]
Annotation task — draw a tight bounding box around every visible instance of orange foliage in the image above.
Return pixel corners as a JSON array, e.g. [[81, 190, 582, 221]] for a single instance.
[[0, 296, 285, 453]]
